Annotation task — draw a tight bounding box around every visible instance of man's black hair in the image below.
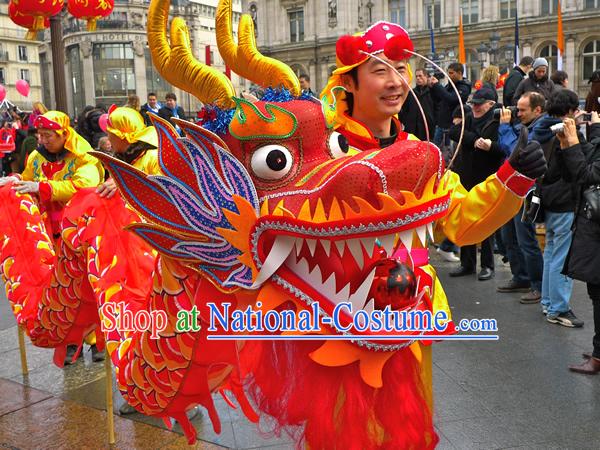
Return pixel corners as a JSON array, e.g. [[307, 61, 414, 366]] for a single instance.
[[344, 67, 360, 115], [519, 56, 534, 67], [550, 70, 568, 86], [521, 91, 546, 112], [299, 73, 310, 82], [165, 92, 177, 101], [148, 92, 157, 98], [448, 62, 464, 74], [546, 89, 579, 117]]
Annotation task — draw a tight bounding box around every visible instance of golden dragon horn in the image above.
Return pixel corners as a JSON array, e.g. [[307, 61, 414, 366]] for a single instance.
[[147, 0, 236, 109], [216, 0, 301, 96]]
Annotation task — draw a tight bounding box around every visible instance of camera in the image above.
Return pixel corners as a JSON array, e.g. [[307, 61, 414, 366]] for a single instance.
[[581, 113, 592, 121], [432, 71, 445, 80], [493, 106, 517, 120], [550, 123, 564, 134], [522, 187, 543, 224]]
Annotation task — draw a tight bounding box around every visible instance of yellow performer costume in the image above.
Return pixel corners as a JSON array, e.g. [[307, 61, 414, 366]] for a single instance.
[[105, 106, 160, 175], [321, 21, 543, 408]]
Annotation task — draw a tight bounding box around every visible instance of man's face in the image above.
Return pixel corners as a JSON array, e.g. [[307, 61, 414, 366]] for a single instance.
[[166, 98, 176, 109], [108, 131, 129, 153], [517, 97, 542, 125], [299, 77, 310, 91], [415, 70, 428, 87], [37, 129, 67, 153], [534, 66, 547, 79], [448, 68, 461, 83], [471, 100, 495, 118], [148, 95, 158, 108], [344, 56, 409, 120]]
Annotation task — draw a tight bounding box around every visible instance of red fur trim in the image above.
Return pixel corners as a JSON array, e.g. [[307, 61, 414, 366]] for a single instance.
[[383, 34, 414, 61], [496, 160, 535, 197], [337, 35, 368, 66], [243, 341, 438, 449]]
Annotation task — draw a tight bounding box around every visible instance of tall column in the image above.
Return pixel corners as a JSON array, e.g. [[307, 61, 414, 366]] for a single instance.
[[132, 39, 147, 101], [80, 40, 95, 106], [565, 36, 575, 81], [50, 14, 67, 112]]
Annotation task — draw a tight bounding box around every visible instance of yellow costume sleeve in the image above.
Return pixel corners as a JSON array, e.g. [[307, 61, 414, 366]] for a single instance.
[[20, 151, 37, 181], [439, 169, 524, 246], [47, 155, 102, 203]]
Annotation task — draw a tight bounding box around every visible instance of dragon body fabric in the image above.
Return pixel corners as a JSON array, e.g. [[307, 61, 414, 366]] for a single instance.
[[0, 0, 537, 448]]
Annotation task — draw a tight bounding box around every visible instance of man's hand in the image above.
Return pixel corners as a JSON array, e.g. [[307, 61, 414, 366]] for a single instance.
[[475, 138, 492, 151], [0, 176, 19, 187], [12, 181, 39, 194], [508, 127, 547, 179], [97, 178, 118, 198], [452, 117, 462, 125], [428, 76, 439, 86], [499, 108, 513, 124], [557, 118, 579, 149], [592, 111, 600, 124]]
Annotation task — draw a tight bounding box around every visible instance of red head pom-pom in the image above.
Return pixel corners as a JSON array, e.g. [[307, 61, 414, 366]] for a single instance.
[[383, 34, 414, 61], [336, 35, 369, 66]]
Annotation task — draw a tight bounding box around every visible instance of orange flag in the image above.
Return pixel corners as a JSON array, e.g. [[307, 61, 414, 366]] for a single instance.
[[458, 13, 466, 65], [557, 0, 564, 70]]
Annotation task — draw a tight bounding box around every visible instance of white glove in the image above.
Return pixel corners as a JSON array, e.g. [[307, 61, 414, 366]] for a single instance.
[[13, 181, 40, 194], [0, 176, 19, 186]]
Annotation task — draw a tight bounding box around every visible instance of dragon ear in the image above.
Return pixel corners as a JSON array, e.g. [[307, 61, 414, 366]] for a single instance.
[[91, 151, 200, 236]]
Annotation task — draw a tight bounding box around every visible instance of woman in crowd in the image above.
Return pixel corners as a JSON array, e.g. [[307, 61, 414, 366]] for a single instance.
[[558, 112, 600, 374]]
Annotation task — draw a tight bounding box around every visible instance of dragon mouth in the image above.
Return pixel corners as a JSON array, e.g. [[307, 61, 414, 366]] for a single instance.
[[251, 191, 451, 346]]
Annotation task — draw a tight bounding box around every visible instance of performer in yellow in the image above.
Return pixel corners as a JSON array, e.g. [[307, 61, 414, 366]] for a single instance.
[[0, 111, 104, 234], [321, 21, 547, 409], [0, 110, 105, 364], [97, 106, 159, 198]]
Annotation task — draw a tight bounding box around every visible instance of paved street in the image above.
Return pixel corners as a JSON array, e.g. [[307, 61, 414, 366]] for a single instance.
[[1, 251, 599, 449]]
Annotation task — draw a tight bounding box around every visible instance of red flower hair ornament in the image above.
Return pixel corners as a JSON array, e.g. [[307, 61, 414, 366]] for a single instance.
[[335, 21, 414, 69]]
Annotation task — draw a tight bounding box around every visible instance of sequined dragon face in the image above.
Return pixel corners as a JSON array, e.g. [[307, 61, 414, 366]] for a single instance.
[[102, 97, 452, 349]]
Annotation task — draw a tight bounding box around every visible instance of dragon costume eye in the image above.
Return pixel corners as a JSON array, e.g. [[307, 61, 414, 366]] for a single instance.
[[250, 145, 293, 180], [328, 131, 350, 158]]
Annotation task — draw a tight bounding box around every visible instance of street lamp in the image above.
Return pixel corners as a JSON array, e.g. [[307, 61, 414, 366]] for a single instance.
[[477, 42, 489, 67]]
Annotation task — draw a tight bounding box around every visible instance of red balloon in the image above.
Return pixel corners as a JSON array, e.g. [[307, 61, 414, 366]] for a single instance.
[[15, 79, 29, 97], [0, 85, 5, 103], [98, 113, 109, 132]]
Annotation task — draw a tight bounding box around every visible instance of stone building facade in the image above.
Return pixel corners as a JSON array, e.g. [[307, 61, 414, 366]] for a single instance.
[[246, 0, 600, 99], [0, 1, 44, 111], [40, 0, 245, 117]]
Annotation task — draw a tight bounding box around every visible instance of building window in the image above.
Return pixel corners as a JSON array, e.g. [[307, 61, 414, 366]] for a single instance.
[[389, 0, 406, 27], [18, 45, 28, 62], [424, 1, 441, 29], [583, 40, 600, 81], [465, 51, 478, 82], [541, 0, 559, 15], [0, 68, 5, 85], [585, 0, 599, 8], [144, 48, 171, 101], [19, 69, 30, 83], [500, 0, 517, 19], [539, 44, 558, 74], [461, 0, 478, 24], [93, 43, 136, 104], [289, 9, 304, 43]]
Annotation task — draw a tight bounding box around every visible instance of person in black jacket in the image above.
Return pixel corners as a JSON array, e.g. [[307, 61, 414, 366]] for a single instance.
[[533, 89, 583, 327], [448, 87, 504, 281], [502, 56, 533, 106], [429, 62, 471, 151], [158, 92, 186, 136], [399, 68, 437, 141], [558, 114, 600, 373]]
